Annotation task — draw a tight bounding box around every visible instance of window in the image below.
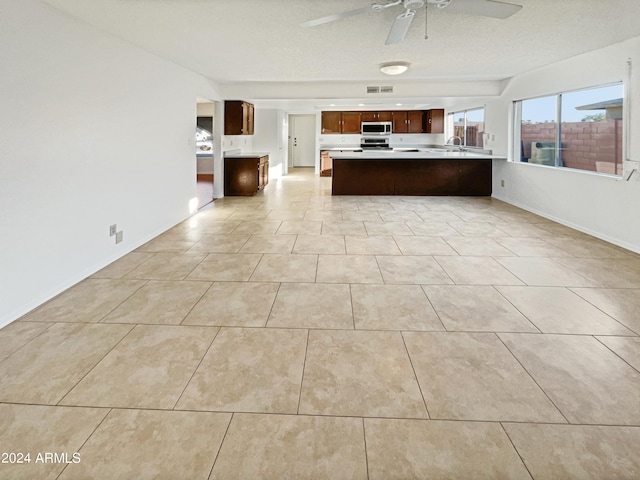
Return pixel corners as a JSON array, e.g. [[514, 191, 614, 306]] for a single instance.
[[514, 83, 624, 175], [450, 107, 485, 147]]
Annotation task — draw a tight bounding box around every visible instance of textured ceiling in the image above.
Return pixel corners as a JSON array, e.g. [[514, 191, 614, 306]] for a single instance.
[[39, 0, 640, 103]]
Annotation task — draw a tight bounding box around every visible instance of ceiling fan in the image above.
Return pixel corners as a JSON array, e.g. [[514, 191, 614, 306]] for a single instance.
[[301, 0, 523, 45]]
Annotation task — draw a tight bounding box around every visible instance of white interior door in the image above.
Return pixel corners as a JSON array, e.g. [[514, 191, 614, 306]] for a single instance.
[[291, 115, 316, 167]]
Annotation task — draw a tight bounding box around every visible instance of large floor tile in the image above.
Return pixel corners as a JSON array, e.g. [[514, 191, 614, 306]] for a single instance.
[[555, 257, 640, 287], [596, 336, 640, 371], [365, 418, 531, 480], [60, 325, 217, 409], [238, 233, 296, 253], [58, 409, 231, 480], [182, 282, 279, 327], [435, 256, 524, 285], [268, 283, 353, 329], [0, 323, 132, 404], [424, 285, 538, 332], [504, 423, 640, 480], [393, 235, 458, 255], [292, 234, 346, 254], [500, 333, 640, 425], [0, 321, 51, 362], [364, 221, 414, 236], [341, 210, 383, 221], [136, 235, 195, 253], [345, 235, 402, 255], [276, 220, 322, 235], [376, 255, 453, 284], [21, 279, 145, 323], [90, 251, 155, 278], [125, 252, 206, 280], [250, 253, 318, 282], [230, 220, 282, 234], [321, 220, 367, 235], [496, 286, 633, 334], [186, 253, 262, 281], [316, 255, 383, 283], [571, 287, 640, 334], [444, 237, 515, 256], [210, 414, 367, 480], [449, 222, 509, 237], [351, 284, 443, 331], [494, 236, 574, 257], [101, 280, 210, 325], [187, 234, 250, 253], [0, 404, 109, 480], [406, 221, 461, 236], [403, 332, 565, 422], [546, 236, 632, 259], [299, 330, 427, 418], [495, 257, 595, 286], [176, 327, 307, 413]]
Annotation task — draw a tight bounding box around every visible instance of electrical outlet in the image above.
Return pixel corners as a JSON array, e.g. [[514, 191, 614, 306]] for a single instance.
[[115, 231, 123, 244], [501, 179, 505, 187], [109, 224, 117, 237]]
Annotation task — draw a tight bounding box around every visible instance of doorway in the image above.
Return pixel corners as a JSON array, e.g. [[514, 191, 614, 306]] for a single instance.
[[196, 99, 214, 209], [289, 114, 316, 168]]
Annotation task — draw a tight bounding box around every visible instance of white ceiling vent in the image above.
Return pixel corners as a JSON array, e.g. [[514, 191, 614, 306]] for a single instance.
[[366, 86, 394, 94]]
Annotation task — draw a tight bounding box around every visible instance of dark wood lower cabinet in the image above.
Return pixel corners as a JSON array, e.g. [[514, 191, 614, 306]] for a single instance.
[[224, 155, 269, 196], [331, 158, 492, 196]]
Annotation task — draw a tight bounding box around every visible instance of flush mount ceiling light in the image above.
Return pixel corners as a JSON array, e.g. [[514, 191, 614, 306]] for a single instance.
[[379, 61, 410, 75]]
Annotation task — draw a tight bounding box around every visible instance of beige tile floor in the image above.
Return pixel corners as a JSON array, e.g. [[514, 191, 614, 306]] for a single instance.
[[2, 168, 640, 479]]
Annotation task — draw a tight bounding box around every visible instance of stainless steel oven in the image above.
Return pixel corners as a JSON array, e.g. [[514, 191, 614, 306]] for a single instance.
[[361, 122, 392, 135]]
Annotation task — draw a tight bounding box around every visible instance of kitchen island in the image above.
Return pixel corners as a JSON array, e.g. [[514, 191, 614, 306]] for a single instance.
[[329, 150, 504, 196]]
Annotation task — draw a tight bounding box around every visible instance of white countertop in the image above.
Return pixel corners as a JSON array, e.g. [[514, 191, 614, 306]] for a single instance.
[[328, 149, 506, 160], [224, 151, 270, 158]]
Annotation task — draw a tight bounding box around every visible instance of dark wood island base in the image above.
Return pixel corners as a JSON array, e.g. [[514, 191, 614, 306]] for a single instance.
[[331, 158, 493, 196]]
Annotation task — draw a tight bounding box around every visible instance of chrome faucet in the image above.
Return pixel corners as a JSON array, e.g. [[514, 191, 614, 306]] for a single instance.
[[445, 136, 464, 151]]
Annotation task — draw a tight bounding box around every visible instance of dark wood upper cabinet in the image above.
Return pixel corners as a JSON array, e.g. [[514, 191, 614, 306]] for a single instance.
[[391, 111, 408, 133], [321, 111, 342, 134], [361, 111, 393, 122], [361, 111, 377, 122], [224, 100, 255, 135], [407, 111, 425, 133], [342, 112, 362, 134], [321, 109, 443, 134], [425, 109, 445, 134], [322, 111, 361, 134]]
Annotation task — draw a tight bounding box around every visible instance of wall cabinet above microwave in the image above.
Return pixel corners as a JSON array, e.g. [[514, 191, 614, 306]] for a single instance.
[[321, 109, 444, 135]]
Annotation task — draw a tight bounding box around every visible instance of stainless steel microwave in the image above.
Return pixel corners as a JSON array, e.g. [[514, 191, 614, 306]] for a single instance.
[[361, 122, 392, 135]]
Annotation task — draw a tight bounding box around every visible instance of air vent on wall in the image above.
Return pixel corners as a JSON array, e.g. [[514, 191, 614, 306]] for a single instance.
[[366, 85, 394, 94]]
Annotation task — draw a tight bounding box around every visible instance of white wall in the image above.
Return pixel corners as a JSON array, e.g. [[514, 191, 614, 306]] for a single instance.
[[0, 0, 220, 326], [486, 36, 640, 253]]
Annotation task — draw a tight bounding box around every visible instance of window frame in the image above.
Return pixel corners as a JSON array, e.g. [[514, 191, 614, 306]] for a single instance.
[[448, 107, 485, 148], [512, 82, 625, 177]]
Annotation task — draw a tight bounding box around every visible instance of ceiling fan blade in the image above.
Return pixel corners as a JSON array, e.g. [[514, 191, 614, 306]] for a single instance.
[[300, 5, 376, 27], [385, 9, 416, 45], [444, 0, 522, 19]]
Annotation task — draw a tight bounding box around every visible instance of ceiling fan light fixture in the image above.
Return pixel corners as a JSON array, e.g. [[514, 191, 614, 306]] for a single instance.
[[379, 61, 411, 75]]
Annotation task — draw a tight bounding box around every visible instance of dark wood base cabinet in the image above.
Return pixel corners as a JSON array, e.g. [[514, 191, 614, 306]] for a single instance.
[[332, 158, 492, 196], [224, 155, 269, 196]]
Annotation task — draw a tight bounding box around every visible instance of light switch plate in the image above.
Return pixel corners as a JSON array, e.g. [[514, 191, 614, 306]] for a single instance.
[[115, 231, 123, 244], [109, 224, 117, 237]]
